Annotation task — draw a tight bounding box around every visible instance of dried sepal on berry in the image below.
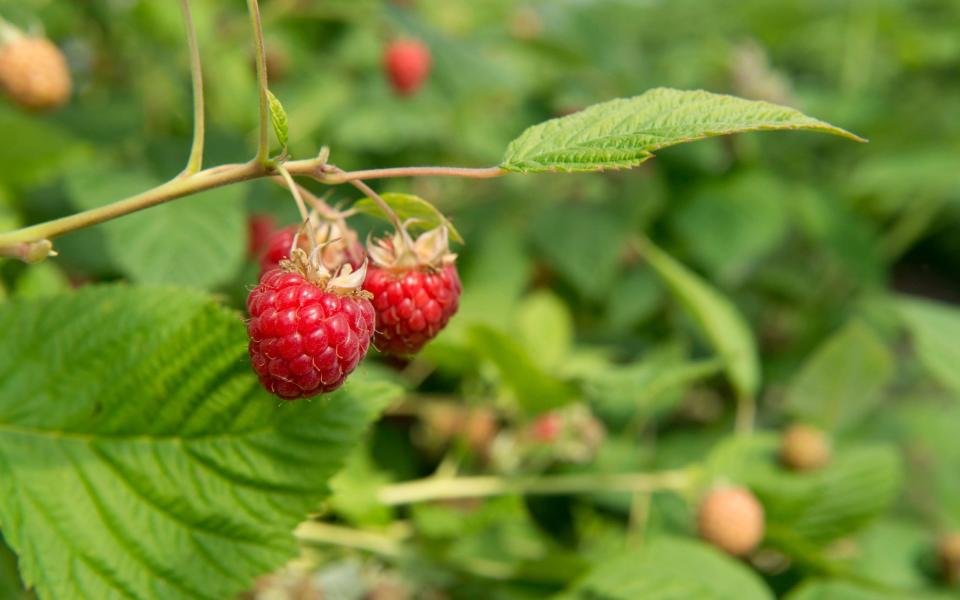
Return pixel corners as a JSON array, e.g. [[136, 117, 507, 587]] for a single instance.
[[260, 219, 364, 277], [366, 224, 457, 271]]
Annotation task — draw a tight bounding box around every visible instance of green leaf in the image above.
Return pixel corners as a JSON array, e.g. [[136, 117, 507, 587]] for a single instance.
[[266, 90, 289, 148], [501, 88, 864, 173], [642, 238, 760, 401], [468, 324, 577, 414], [0, 286, 398, 600], [784, 321, 894, 431], [898, 297, 960, 396], [560, 536, 772, 600], [514, 291, 573, 372], [352, 192, 464, 244], [68, 167, 246, 289]]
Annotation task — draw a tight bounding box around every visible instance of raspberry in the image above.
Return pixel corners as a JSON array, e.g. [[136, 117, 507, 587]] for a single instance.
[[779, 423, 831, 471], [363, 263, 460, 355], [248, 213, 278, 259], [259, 223, 364, 277], [697, 486, 765, 556], [0, 35, 71, 111], [246, 251, 374, 400], [384, 39, 431, 96], [529, 412, 564, 443], [363, 226, 460, 355]]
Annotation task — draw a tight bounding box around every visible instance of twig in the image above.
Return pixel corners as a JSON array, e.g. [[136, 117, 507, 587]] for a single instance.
[[377, 470, 694, 506]]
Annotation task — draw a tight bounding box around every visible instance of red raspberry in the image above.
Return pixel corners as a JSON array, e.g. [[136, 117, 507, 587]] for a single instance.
[[260, 226, 298, 275], [384, 39, 431, 96], [529, 412, 564, 443], [247, 267, 375, 399], [248, 213, 278, 259], [363, 263, 460, 355]]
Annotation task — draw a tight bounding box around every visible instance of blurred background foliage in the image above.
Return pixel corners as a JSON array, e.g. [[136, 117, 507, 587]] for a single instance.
[[1, 0, 960, 598]]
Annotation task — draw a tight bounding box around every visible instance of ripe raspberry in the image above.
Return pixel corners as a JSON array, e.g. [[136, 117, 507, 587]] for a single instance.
[[779, 423, 831, 472], [259, 222, 364, 277], [529, 412, 564, 443], [0, 35, 71, 111], [363, 227, 461, 355], [697, 486, 765, 556], [247, 249, 374, 400], [384, 39, 431, 96]]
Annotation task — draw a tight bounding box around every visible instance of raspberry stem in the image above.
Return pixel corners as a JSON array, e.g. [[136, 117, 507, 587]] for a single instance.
[[275, 164, 316, 250], [376, 469, 696, 506], [246, 0, 270, 166], [178, 0, 205, 176]]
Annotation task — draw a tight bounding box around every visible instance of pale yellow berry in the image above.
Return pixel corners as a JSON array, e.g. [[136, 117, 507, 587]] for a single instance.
[[0, 36, 72, 111], [938, 532, 960, 585], [780, 424, 832, 472], [697, 486, 765, 556]]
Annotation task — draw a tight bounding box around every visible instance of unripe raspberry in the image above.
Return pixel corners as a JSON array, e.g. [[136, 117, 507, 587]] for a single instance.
[[363, 227, 461, 355], [383, 39, 431, 96], [780, 424, 831, 471], [697, 486, 765, 556], [247, 250, 374, 400], [938, 532, 960, 585], [0, 35, 71, 111]]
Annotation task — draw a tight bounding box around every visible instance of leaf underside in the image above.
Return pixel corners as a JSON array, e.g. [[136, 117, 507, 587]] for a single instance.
[[0, 286, 398, 600], [501, 88, 865, 173]]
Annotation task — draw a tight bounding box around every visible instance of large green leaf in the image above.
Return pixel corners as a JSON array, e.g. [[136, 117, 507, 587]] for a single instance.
[[67, 167, 246, 289], [501, 88, 864, 173], [784, 321, 894, 431], [785, 580, 947, 600], [642, 238, 760, 402], [559, 536, 772, 600], [0, 286, 398, 600], [898, 297, 960, 396]]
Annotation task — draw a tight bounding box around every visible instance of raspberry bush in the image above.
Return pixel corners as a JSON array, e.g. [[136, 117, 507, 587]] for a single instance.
[[1, 3, 959, 600]]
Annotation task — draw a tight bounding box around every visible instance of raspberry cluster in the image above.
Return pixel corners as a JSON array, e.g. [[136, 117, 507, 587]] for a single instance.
[[246, 223, 460, 400]]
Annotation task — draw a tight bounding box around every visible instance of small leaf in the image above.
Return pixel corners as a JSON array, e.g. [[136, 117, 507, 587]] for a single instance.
[[560, 536, 773, 600], [501, 88, 865, 173], [642, 238, 760, 402], [898, 297, 960, 396], [266, 89, 289, 148], [353, 192, 464, 244], [0, 286, 399, 600], [784, 321, 894, 431], [514, 291, 573, 372]]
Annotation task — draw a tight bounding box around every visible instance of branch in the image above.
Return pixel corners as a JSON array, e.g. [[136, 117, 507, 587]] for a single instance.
[[179, 0, 205, 175], [246, 0, 270, 164], [307, 164, 506, 184], [377, 469, 694, 506]]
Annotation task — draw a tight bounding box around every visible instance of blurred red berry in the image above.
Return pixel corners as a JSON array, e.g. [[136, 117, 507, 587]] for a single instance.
[[384, 39, 431, 96], [248, 214, 278, 259]]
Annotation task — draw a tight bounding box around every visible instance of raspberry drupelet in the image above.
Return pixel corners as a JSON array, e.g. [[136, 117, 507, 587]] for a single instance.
[[363, 226, 461, 355], [247, 248, 374, 400]]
